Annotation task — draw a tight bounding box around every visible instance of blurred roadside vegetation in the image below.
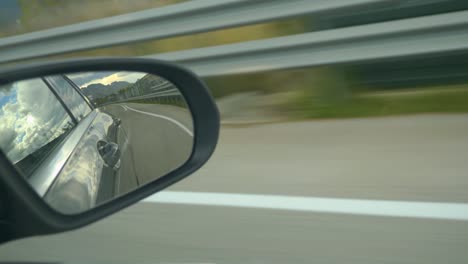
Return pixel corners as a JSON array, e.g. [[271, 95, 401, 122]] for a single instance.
[[1, 0, 186, 36], [3, 0, 468, 121]]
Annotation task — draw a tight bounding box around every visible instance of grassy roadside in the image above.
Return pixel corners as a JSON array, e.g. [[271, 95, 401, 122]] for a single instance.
[[289, 85, 468, 119]]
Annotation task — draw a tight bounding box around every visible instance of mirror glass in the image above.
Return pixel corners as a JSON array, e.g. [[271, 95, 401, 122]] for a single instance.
[[0, 71, 194, 214]]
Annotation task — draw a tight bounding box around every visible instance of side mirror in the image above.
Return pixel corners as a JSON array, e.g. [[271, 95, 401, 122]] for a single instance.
[[0, 58, 219, 243]]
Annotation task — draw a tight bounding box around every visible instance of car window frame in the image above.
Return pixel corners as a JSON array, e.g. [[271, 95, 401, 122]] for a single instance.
[[62, 75, 95, 110], [43, 75, 93, 122], [22, 76, 99, 195], [10, 77, 79, 179], [41, 77, 79, 125], [28, 111, 98, 197]]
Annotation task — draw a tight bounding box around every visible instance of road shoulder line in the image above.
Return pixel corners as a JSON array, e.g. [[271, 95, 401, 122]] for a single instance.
[[144, 191, 468, 221], [123, 105, 193, 137]]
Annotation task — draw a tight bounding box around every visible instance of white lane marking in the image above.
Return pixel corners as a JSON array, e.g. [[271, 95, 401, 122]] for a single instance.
[[123, 105, 193, 137], [144, 191, 468, 221], [120, 105, 127, 111]]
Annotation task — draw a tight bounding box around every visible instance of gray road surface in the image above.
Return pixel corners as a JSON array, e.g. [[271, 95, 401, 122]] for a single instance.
[[103, 103, 193, 194], [173, 114, 468, 202], [1, 114, 467, 263], [0, 203, 467, 264]]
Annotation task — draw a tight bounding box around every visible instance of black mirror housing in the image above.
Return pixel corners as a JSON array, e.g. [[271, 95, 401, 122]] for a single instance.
[[0, 58, 219, 243]]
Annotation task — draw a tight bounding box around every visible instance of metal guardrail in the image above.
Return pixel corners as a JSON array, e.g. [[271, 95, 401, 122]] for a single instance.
[[0, 0, 389, 63], [0, 0, 467, 78], [150, 10, 468, 76]]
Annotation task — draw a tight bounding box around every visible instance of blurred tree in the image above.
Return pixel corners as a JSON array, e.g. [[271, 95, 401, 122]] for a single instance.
[[14, 0, 184, 35], [7, 1, 352, 119], [0, 0, 21, 36]]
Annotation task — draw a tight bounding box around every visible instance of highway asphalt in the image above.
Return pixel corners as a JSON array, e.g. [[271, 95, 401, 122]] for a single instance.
[[173, 114, 468, 202], [0, 113, 467, 263], [103, 102, 194, 194], [0, 203, 467, 264]]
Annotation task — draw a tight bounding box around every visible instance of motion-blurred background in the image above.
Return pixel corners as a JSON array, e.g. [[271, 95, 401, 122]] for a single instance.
[[1, 1, 468, 263], [2, 0, 468, 124]]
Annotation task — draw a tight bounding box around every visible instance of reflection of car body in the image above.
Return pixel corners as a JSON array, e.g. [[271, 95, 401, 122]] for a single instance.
[[14, 75, 133, 214]]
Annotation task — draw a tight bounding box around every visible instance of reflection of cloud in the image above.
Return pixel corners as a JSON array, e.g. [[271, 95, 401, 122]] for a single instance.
[[80, 71, 146, 88], [67, 72, 115, 87], [0, 125, 17, 153], [116, 71, 133, 77], [0, 79, 71, 163], [0, 83, 14, 96]]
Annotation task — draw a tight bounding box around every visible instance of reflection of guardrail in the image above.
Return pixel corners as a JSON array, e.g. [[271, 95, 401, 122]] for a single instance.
[[1, 1, 467, 80], [148, 82, 173, 93], [121, 88, 181, 101], [98, 87, 183, 107], [116, 81, 174, 100]]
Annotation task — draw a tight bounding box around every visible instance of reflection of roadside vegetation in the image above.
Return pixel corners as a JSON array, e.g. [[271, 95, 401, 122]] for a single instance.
[[94, 94, 186, 108], [6, 0, 185, 37], [84, 73, 170, 106], [126, 98, 187, 108]]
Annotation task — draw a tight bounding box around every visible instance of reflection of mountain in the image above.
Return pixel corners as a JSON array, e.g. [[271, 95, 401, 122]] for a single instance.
[[81, 81, 130, 100], [82, 74, 171, 106]]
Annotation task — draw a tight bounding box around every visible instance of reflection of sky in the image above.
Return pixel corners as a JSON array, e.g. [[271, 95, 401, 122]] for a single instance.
[[0, 79, 72, 163], [0, 93, 15, 107], [67, 72, 114, 87], [0, 83, 16, 105], [47, 76, 91, 120], [68, 71, 146, 88]]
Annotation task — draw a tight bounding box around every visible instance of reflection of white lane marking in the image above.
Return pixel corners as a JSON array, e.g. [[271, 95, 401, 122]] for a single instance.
[[123, 105, 193, 137], [144, 191, 468, 221]]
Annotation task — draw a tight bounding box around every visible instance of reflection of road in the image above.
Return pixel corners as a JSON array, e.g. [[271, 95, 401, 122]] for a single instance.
[[102, 103, 193, 195], [1, 114, 468, 263]]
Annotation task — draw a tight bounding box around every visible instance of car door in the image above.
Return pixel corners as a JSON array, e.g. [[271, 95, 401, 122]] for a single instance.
[[1, 77, 77, 180], [40, 75, 134, 214]]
